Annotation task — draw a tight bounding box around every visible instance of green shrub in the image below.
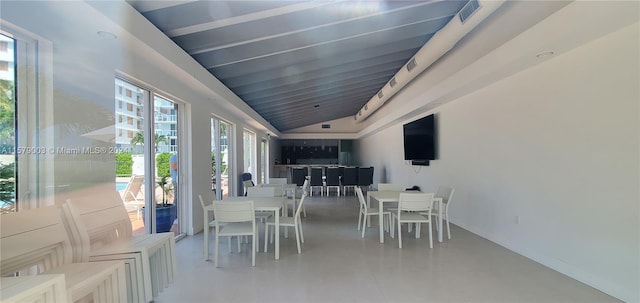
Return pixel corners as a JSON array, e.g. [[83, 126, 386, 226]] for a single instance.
[[211, 151, 227, 176], [156, 152, 172, 178], [0, 162, 15, 214], [115, 151, 133, 175]]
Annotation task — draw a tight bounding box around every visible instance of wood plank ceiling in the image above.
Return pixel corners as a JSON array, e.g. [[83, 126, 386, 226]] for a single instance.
[[127, 0, 466, 131]]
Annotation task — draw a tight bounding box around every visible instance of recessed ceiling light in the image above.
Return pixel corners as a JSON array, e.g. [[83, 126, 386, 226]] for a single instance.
[[536, 51, 554, 59], [97, 31, 117, 40]]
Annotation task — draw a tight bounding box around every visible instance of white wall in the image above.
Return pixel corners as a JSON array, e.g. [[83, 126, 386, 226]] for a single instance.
[[356, 23, 639, 302]]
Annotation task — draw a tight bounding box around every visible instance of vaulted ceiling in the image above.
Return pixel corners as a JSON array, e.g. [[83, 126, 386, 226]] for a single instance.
[[127, 0, 467, 132]]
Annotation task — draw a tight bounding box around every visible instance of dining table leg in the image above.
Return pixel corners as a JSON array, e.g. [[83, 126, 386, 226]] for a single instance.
[[275, 211, 280, 260], [204, 209, 211, 260], [379, 197, 385, 243], [437, 198, 443, 242], [204, 219, 209, 260], [284, 198, 289, 239]]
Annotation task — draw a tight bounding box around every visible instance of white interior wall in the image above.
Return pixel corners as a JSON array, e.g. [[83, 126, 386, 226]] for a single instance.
[[356, 24, 639, 302]]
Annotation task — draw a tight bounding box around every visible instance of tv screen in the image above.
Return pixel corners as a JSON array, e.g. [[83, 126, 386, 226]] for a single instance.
[[403, 114, 436, 161]]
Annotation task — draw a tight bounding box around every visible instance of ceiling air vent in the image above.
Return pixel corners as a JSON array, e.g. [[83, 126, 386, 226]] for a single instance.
[[377, 91, 384, 99], [321, 124, 330, 129], [406, 58, 417, 72], [389, 77, 397, 87], [459, 0, 480, 24]]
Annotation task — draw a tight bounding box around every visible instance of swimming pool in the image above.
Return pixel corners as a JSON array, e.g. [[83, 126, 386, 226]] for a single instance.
[[116, 182, 127, 191]]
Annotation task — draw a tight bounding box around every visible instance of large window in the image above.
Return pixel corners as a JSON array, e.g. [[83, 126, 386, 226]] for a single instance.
[[0, 25, 51, 213], [0, 33, 15, 214]]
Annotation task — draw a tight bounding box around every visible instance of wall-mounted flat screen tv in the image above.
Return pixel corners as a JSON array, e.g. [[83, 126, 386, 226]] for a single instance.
[[403, 114, 437, 163]]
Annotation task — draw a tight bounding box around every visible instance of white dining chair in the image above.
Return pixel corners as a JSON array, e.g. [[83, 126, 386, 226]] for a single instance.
[[268, 178, 288, 185], [390, 192, 435, 248], [355, 187, 390, 238], [291, 179, 309, 218], [213, 200, 257, 267], [259, 183, 285, 197], [432, 186, 455, 239], [198, 195, 217, 260], [246, 186, 277, 222], [199, 194, 236, 260], [264, 190, 308, 254], [247, 186, 276, 197], [378, 183, 404, 221]]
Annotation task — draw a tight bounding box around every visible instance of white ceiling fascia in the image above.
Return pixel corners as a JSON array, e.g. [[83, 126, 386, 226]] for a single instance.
[[126, 0, 198, 13]]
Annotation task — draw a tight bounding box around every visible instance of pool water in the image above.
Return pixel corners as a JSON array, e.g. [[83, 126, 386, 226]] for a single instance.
[[116, 182, 127, 191]]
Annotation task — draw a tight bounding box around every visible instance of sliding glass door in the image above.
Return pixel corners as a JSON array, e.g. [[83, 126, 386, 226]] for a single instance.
[[115, 78, 182, 236]]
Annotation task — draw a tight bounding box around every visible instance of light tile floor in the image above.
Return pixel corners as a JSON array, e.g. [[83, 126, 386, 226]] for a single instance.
[[155, 194, 620, 303]]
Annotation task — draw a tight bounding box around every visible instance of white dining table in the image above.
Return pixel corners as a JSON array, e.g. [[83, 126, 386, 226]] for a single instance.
[[367, 190, 443, 244], [219, 196, 286, 260]]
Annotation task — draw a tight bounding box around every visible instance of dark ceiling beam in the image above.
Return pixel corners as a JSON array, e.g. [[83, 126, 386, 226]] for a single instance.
[[213, 35, 427, 80], [270, 105, 363, 129], [194, 17, 448, 70], [244, 75, 388, 109], [223, 49, 417, 89], [230, 57, 410, 97], [166, 2, 329, 37], [240, 69, 398, 105], [247, 80, 386, 112], [192, 16, 450, 68], [256, 92, 378, 117], [178, 1, 452, 53]]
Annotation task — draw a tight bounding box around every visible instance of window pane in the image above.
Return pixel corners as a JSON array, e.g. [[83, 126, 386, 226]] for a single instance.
[[222, 121, 230, 198], [0, 34, 15, 215], [260, 140, 266, 184], [211, 119, 219, 199], [115, 78, 147, 235], [243, 130, 255, 182], [154, 94, 180, 236]]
